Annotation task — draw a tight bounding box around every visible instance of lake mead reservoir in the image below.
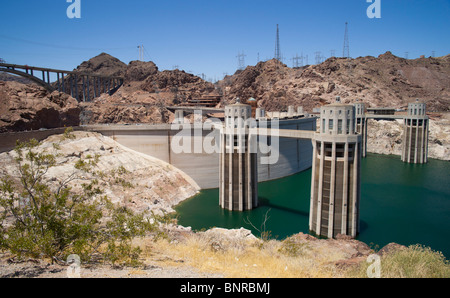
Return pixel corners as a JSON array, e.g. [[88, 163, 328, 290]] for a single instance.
[[175, 153, 450, 257]]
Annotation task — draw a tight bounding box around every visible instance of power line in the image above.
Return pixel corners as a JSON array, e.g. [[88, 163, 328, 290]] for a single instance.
[[0, 34, 135, 51], [143, 47, 151, 61]]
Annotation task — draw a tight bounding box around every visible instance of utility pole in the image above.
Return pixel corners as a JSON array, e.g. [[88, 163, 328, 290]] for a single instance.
[[137, 45, 145, 61], [275, 24, 281, 61]]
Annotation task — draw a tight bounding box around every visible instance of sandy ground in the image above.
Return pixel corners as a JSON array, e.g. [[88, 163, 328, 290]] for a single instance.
[[0, 250, 223, 278]]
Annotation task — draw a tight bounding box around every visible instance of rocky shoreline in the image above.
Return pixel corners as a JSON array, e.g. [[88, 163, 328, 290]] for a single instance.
[[366, 117, 450, 161]]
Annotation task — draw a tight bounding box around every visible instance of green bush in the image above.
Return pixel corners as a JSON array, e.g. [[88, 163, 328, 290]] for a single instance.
[[349, 244, 450, 278], [0, 130, 156, 266], [278, 238, 309, 257]]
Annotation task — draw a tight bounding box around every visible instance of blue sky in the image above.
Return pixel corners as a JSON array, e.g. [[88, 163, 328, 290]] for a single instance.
[[1, 0, 449, 81]]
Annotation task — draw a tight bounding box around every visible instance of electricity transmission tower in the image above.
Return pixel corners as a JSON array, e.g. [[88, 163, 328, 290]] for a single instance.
[[292, 54, 302, 68], [343, 22, 350, 59], [275, 24, 281, 61], [237, 51, 247, 70], [314, 51, 325, 64]]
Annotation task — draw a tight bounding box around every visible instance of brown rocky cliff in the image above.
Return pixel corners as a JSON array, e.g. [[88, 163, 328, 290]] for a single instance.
[[81, 57, 215, 125], [74, 52, 127, 77], [0, 81, 80, 133], [218, 52, 450, 113]]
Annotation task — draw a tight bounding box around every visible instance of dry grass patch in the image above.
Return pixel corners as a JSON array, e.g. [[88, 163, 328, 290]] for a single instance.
[[139, 233, 350, 278]]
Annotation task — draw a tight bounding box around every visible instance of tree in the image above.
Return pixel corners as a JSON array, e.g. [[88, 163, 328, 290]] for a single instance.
[[0, 129, 156, 266]]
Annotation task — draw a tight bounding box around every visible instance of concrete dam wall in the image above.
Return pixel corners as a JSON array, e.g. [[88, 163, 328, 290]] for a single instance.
[[83, 117, 317, 189], [0, 117, 317, 189]]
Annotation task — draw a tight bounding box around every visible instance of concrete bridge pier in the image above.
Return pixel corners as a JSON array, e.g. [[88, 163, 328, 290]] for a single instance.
[[401, 99, 429, 164], [309, 98, 361, 239], [219, 100, 258, 211]]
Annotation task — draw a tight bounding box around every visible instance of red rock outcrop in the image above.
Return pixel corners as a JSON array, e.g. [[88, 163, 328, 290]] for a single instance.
[[0, 81, 80, 133]]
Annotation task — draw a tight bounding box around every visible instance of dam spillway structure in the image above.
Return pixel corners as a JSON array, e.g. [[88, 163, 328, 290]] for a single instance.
[[219, 100, 258, 211], [401, 99, 429, 164], [353, 100, 367, 158], [309, 98, 362, 238]]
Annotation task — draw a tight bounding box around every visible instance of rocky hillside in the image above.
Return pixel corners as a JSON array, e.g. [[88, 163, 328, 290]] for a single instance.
[[0, 81, 80, 133], [366, 117, 450, 160], [0, 73, 35, 85], [218, 52, 450, 113], [73, 52, 127, 77], [1, 51, 449, 130], [79, 55, 216, 125], [0, 130, 200, 215]]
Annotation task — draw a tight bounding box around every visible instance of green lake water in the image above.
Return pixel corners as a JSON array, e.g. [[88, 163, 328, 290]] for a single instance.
[[175, 154, 450, 257]]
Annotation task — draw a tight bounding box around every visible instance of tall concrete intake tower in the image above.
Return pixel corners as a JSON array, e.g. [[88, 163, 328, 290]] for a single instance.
[[401, 99, 429, 164], [353, 100, 367, 158], [219, 99, 258, 211], [309, 97, 362, 238]]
